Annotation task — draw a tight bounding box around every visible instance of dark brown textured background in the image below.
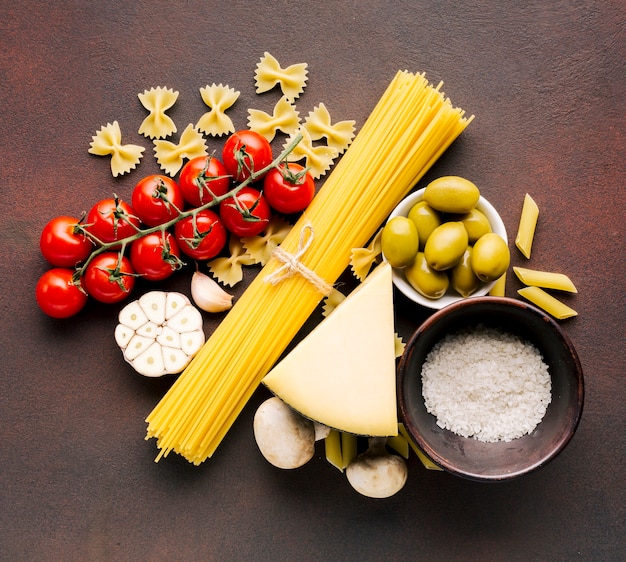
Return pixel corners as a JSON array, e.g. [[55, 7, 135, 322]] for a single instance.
[[1, 1, 624, 560]]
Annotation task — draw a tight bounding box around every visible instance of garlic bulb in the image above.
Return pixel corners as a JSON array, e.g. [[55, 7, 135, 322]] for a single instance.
[[115, 291, 205, 377], [191, 270, 234, 313]]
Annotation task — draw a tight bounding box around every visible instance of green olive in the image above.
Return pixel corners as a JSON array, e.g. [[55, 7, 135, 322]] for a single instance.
[[405, 252, 449, 299], [423, 176, 480, 214], [381, 216, 419, 268], [450, 248, 481, 297], [457, 208, 492, 243], [407, 201, 442, 249], [470, 233, 510, 282], [423, 221, 469, 271]]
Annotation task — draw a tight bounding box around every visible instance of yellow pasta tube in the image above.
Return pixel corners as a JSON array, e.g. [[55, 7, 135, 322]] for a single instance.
[[515, 193, 539, 258], [513, 266, 577, 293], [489, 272, 507, 297], [341, 432, 358, 469], [397, 423, 443, 471], [145, 71, 473, 464], [518, 286, 578, 319], [325, 429, 343, 471]]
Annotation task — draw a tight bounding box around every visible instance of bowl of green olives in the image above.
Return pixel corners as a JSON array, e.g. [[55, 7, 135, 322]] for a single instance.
[[382, 177, 508, 309]]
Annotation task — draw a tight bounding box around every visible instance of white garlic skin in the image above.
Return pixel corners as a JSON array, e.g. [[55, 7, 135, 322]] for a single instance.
[[191, 271, 234, 313]]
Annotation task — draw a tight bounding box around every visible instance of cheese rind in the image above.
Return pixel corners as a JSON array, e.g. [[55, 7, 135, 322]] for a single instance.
[[262, 263, 398, 436]]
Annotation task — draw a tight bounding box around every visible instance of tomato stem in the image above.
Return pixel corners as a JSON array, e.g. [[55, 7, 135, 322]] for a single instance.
[[71, 133, 303, 286]]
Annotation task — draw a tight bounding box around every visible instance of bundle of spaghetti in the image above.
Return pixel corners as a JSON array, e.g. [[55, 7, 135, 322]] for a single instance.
[[145, 70, 473, 464]]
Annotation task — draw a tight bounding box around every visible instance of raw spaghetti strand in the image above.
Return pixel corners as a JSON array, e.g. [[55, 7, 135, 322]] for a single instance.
[[146, 70, 473, 464]]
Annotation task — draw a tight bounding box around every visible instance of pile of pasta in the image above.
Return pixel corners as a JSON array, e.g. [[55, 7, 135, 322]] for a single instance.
[[145, 70, 474, 465], [88, 52, 355, 179]]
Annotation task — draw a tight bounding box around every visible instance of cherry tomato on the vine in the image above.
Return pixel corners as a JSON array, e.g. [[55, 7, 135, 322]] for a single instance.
[[174, 209, 227, 260], [222, 130, 273, 182], [219, 187, 271, 237], [130, 231, 183, 282], [132, 174, 184, 227], [39, 215, 94, 267], [36, 268, 88, 318], [178, 156, 231, 207], [84, 198, 140, 245], [82, 252, 135, 304], [263, 163, 315, 214]]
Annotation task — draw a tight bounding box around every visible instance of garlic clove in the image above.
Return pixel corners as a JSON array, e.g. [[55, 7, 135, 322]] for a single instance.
[[165, 292, 190, 320], [139, 291, 167, 325], [191, 270, 234, 313]]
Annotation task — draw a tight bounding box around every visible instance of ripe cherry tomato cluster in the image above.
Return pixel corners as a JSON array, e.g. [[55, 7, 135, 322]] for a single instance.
[[36, 130, 316, 318]]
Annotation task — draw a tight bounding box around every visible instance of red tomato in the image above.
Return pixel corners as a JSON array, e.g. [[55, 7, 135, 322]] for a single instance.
[[219, 187, 271, 237], [39, 215, 94, 267], [263, 163, 315, 214], [174, 209, 227, 260], [36, 268, 88, 318], [178, 156, 231, 207], [130, 231, 182, 281], [85, 198, 140, 245], [132, 175, 184, 227], [83, 252, 135, 303], [222, 130, 273, 182]]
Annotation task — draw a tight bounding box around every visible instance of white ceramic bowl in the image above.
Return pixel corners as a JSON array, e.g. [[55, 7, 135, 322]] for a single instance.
[[386, 188, 508, 309]]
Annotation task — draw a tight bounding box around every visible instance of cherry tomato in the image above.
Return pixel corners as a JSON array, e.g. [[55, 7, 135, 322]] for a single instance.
[[39, 215, 94, 267], [174, 209, 227, 260], [263, 163, 315, 214], [36, 268, 88, 318], [219, 187, 271, 237], [84, 198, 140, 245], [178, 156, 231, 207], [130, 231, 183, 282], [83, 252, 135, 304], [222, 130, 273, 182], [132, 175, 184, 227]]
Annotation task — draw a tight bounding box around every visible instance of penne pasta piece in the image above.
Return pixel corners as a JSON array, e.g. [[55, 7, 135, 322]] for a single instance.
[[397, 423, 443, 471], [324, 429, 343, 471], [515, 193, 539, 258], [513, 266, 577, 293], [489, 272, 507, 297], [518, 286, 578, 320]]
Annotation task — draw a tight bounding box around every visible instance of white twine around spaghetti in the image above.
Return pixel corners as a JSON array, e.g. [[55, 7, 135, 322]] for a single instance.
[[264, 224, 333, 295]]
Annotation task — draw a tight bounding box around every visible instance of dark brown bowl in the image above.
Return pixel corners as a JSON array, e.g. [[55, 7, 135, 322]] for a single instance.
[[397, 296, 584, 482]]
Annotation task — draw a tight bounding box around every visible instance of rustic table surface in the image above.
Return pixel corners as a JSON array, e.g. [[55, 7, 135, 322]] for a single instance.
[[1, 1, 624, 560]]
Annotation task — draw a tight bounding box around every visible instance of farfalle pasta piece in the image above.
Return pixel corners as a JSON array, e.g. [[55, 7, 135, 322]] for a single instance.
[[207, 236, 256, 287], [241, 216, 293, 265], [196, 83, 240, 137], [303, 103, 356, 154], [349, 228, 383, 281], [247, 96, 300, 142], [283, 126, 338, 179], [137, 86, 179, 139], [322, 288, 346, 318], [88, 121, 145, 177], [153, 124, 207, 176], [254, 52, 308, 101]]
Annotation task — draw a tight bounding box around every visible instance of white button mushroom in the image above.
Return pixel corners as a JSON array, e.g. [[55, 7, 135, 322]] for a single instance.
[[253, 397, 316, 469], [345, 437, 408, 498], [115, 291, 205, 377]]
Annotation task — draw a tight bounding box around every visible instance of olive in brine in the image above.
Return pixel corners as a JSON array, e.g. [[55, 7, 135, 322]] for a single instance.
[[405, 252, 449, 299], [407, 200, 441, 249], [471, 233, 510, 282], [381, 216, 419, 268], [450, 248, 481, 297], [423, 221, 468, 271]]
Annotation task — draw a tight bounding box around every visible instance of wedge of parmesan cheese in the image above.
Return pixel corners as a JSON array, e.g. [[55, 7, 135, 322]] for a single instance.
[[262, 262, 398, 437]]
